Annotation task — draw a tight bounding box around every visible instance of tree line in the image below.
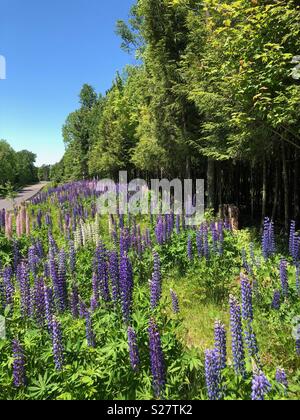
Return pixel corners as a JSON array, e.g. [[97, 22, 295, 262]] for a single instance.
[[52, 0, 300, 230], [0, 140, 38, 195]]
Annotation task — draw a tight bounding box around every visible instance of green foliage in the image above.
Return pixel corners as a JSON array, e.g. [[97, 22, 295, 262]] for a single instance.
[[15, 150, 38, 185], [52, 1, 300, 227], [0, 140, 37, 189], [38, 165, 51, 182]]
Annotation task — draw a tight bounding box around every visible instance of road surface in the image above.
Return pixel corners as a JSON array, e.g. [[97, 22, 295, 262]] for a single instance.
[[0, 182, 48, 211]]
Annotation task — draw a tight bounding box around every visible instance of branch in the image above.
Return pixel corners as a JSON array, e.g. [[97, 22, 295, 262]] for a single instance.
[[269, 127, 300, 151]]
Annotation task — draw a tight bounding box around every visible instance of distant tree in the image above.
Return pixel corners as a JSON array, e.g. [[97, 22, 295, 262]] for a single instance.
[[63, 85, 102, 179], [38, 165, 51, 181], [50, 160, 65, 184], [1, 181, 18, 206], [79, 84, 98, 109], [15, 150, 38, 185], [0, 140, 17, 185]]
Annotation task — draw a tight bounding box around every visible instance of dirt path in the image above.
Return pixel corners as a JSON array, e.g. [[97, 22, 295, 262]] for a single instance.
[[0, 182, 48, 211]]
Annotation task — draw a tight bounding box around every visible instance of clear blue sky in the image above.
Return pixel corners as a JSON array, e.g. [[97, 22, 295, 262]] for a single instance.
[[0, 0, 135, 166]]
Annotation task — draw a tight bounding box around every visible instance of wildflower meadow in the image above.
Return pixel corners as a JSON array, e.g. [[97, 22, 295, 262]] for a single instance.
[[0, 180, 299, 400]]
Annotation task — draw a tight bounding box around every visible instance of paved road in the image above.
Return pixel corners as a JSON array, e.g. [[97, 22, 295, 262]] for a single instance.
[[0, 182, 48, 211]]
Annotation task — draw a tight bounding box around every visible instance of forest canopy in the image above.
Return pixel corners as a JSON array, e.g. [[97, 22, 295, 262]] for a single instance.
[[0, 140, 38, 193], [56, 0, 300, 229]]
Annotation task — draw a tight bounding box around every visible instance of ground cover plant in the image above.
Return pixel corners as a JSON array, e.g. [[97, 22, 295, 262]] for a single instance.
[[0, 181, 299, 400]]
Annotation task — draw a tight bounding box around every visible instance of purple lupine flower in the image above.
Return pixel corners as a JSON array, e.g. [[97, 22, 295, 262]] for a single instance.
[[49, 249, 60, 308], [85, 311, 96, 348], [28, 246, 38, 277], [262, 218, 269, 259], [148, 318, 165, 398], [244, 323, 259, 359], [35, 240, 44, 259], [51, 317, 64, 370], [176, 214, 180, 235], [168, 213, 174, 238], [205, 349, 222, 400], [224, 218, 231, 231], [119, 254, 133, 322], [12, 339, 26, 388], [95, 242, 110, 302], [34, 277, 45, 327], [229, 295, 246, 377], [214, 321, 227, 370], [44, 262, 50, 279], [262, 218, 275, 259], [17, 263, 31, 318], [109, 251, 120, 303], [170, 289, 179, 314], [44, 286, 54, 331], [271, 290, 281, 310], [155, 217, 164, 246], [280, 260, 289, 298], [90, 295, 98, 312], [196, 229, 203, 257], [203, 224, 209, 259], [45, 213, 53, 228], [127, 326, 140, 372], [211, 222, 218, 254], [293, 235, 300, 263], [269, 219, 276, 254], [79, 298, 88, 318], [289, 221, 296, 259], [0, 277, 5, 310], [91, 272, 99, 307], [187, 235, 193, 261], [241, 249, 252, 275], [162, 216, 168, 243], [36, 209, 42, 229], [251, 371, 271, 400], [275, 368, 288, 388], [57, 249, 68, 311], [48, 231, 57, 252], [120, 228, 130, 256], [150, 252, 161, 310], [241, 275, 253, 322], [165, 214, 172, 239], [3, 266, 14, 308]]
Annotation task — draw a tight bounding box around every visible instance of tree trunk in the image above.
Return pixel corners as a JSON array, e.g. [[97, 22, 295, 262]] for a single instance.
[[294, 149, 299, 223], [272, 161, 279, 221], [250, 162, 254, 221], [207, 159, 215, 209], [261, 156, 267, 223], [218, 163, 223, 208], [185, 156, 191, 179], [282, 143, 289, 233]]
